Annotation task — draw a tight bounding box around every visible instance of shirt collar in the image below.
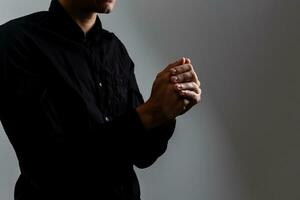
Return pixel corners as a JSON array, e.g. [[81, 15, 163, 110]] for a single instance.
[[48, 0, 103, 42]]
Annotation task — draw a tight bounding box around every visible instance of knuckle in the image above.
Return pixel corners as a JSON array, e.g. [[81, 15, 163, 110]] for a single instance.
[[184, 90, 191, 97], [192, 82, 198, 88], [178, 83, 184, 90], [188, 72, 194, 79], [192, 92, 198, 99], [175, 66, 182, 73], [178, 74, 183, 80], [188, 64, 193, 70], [191, 84, 196, 90], [197, 78, 200, 84], [191, 71, 197, 78]]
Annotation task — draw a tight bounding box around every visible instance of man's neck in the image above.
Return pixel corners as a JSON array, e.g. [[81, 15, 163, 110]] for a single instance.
[[58, 0, 97, 34]]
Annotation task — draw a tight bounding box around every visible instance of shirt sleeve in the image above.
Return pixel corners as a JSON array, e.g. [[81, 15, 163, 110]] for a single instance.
[[89, 37, 176, 169], [0, 25, 59, 185], [89, 108, 175, 169], [0, 25, 46, 121], [127, 58, 176, 169]]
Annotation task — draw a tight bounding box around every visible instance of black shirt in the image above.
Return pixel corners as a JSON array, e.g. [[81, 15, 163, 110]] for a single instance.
[[0, 0, 176, 199]]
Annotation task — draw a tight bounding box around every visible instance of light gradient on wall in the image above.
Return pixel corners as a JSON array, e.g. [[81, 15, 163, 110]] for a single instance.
[[1, 0, 299, 200]]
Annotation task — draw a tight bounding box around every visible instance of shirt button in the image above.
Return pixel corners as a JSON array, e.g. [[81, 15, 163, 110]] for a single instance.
[[99, 82, 103, 87], [105, 116, 110, 122]]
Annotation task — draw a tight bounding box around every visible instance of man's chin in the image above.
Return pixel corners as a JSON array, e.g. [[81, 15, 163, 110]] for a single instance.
[[103, 8, 112, 14], [97, 6, 113, 14], [95, 2, 115, 14]]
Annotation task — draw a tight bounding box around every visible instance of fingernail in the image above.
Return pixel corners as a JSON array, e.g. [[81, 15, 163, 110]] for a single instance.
[[171, 76, 178, 82], [176, 84, 182, 90], [170, 69, 176, 75]]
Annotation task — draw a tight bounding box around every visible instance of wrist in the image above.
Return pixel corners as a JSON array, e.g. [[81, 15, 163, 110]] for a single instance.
[[136, 100, 170, 129]]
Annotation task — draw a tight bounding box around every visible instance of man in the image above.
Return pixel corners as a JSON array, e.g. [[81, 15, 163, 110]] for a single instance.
[[0, 0, 201, 199]]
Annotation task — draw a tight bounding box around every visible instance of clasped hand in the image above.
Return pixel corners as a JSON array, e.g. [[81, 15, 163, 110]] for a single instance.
[[137, 57, 202, 129], [147, 57, 201, 121]]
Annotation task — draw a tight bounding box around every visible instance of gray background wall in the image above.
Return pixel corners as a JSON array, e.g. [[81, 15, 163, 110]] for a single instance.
[[1, 0, 299, 200]]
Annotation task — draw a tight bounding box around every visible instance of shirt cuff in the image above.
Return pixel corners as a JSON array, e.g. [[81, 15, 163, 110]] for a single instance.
[[131, 108, 176, 141]]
